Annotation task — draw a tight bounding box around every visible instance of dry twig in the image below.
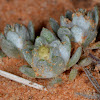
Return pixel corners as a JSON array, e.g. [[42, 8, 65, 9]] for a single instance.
[[76, 92, 100, 99], [89, 53, 100, 64], [82, 67, 100, 94], [0, 70, 47, 91]]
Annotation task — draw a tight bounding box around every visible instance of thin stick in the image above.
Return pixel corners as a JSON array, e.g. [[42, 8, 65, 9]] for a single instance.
[[0, 70, 47, 91], [82, 67, 100, 94], [89, 53, 100, 64], [76, 92, 100, 99]]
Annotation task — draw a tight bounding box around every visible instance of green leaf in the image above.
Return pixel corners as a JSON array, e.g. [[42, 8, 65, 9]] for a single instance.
[[87, 6, 99, 28], [22, 48, 32, 65], [6, 31, 24, 50], [71, 26, 84, 43], [48, 77, 62, 86], [49, 40, 61, 57], [60, 16, 73, 28], [49, 18, 59, 33], [19, 65, 35, 77], [36, 56, 65, 78], [60, 16, 67, 27], [40, 28, 56, 43], [50, 40, 61, 48], [83, 30, 97, 48], [15, 24, 30, 41], [0, 33, 5, 47], [50, 46, 60, 57], [69, 69, 78, 81], [67, 47, 82, 69], [4, 24, 11, 36], [93, 6, 99, 26], [51, 56, 65, 76], [14, 23, 20, 33], [57, 27, 72, 40], [22, 41, 34, 62], [1, 39, 20, 58], [0, 50, 6, 58], [0, 33, 5, 39], [32, 48, 39, 67], [28, 21, 35, 42], [59, 35, 71, 64], [23, 41, 34, 50], [35, 36, 48, 47], [36, 59, 56, 78], [78, 57, 92, 67], [72, 14, 90, 31]]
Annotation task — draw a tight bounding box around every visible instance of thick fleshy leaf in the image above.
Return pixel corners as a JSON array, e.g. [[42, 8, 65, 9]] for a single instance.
[[51, 56, 65, 76], [28, 21, 35, 42], [67, 47, 82, 69], [0, 33, 5, 47], [59, 35, 71, 64], [49, 18, 59, 33], [18, 25, 30, 41], [69, 69, 78, 81], [35, 36, 48, 47], [83, 30, 97, 48], [60, 16, 67, 27], [4, 24, 11, 36], [36, 60, 56, 78], [50, 40, 61, 48], [1, 39, 20, 58], [14, 24, 30, 41], [22, 48, 32, 65], [57, 27, 72, 40], [50, 47, 60, 58], [40, 28, 56, 43], [23, 41, 34, 50], [0, 33, 5, 40], [32, 48, 39, 67], [65, 10, 72, 20], [6, 31, 24, 50], [48, 77, 62, 86], [0, 50, 6, 58], [72, 14, 90, 31], [93, 6, 99, 26], [49, 40, 61, 57], [19, 65, 35, 77], [14, 23, 20, 33], [71, 26, 84, 43], [34, 56, 65, 78], [60, 16, 73, 28], [78, 57, 92, 67]]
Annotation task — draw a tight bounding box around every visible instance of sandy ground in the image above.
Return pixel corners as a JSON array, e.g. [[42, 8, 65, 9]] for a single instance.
[[0, 0, 100, 100]]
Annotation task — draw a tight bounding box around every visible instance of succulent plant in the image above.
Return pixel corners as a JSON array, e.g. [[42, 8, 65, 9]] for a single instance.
[[49, 6, 100, 82], [0, 21, 35, 58], [0, 6, 99, 88], [20, 28, 82, 78], [50, 6, 99, 48]]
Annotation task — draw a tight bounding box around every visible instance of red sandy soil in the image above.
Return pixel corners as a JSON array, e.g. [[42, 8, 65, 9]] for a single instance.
[[0, 0, 100, 100]]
